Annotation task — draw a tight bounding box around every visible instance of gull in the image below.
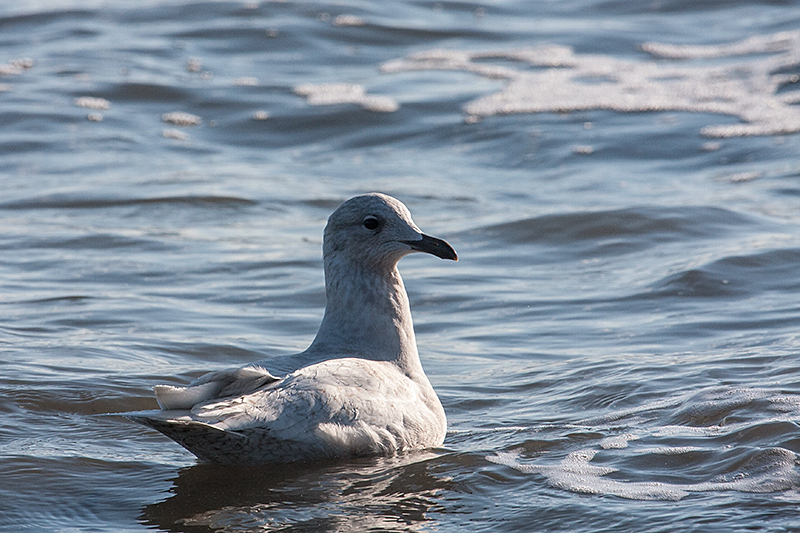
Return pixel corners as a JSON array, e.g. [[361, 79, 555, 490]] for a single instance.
[[126, 193, 457, 465]]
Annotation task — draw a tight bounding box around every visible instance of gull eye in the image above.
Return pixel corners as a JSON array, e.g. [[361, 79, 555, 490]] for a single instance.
[[363, 215, 382, 231]]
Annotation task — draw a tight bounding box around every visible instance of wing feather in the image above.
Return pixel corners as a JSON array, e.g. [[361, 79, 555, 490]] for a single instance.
[[154, 365, 279, 410]]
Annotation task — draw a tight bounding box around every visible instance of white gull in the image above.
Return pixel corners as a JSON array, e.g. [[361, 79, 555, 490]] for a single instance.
[[126, 193, 457, 465]]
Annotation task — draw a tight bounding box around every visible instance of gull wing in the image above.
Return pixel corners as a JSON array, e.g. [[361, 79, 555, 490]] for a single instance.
[[153, 365, 279, 410]]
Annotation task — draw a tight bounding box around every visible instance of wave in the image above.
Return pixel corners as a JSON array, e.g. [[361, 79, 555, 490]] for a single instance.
[[648, 248, 800, 298], [487, 446, 799, 501], [467, 205, 756, 246], [485, 386, 800, 501], [0, 194, 257, 210]]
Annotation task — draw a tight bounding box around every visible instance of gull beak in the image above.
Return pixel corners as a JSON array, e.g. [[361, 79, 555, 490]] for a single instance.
[[402, 234, 458, 261]]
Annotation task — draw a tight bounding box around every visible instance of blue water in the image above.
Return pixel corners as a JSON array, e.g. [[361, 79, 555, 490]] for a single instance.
[[3, 1, 800, 531]]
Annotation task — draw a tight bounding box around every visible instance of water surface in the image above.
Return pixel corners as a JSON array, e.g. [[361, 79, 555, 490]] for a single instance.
[[2, 0, 800, 531]]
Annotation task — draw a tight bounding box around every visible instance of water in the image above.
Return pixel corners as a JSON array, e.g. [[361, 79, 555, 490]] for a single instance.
[[2, 0, 800, 531]]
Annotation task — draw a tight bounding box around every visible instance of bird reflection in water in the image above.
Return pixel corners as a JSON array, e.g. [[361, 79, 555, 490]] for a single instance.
[[141, 452, 454, 531]]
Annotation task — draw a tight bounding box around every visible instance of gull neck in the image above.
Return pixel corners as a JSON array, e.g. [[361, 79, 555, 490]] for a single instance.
[[306, 254, 425, 379]]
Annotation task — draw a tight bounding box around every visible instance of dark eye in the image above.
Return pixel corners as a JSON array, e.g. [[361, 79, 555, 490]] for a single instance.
[[363, 216, 381, 231]]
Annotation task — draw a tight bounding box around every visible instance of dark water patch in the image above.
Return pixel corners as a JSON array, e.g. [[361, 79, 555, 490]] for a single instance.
[[320, 19, 509, 49], [111, 1, 241, 25], [0, 110, 81, 129], [144, 341, 266, 367], [6, 382, 150, 416], [468, 205, 756, 249], [0, 324, 57, 338], [598, 115, 739, 160], [665, 387, 775, 427], [102, 81, 193, 103], [197, 258, 319, 279], [650, 247, 800, 299], [0, 8, 95, 32], [0, 140, 52, 159], [298, 197, 348, 210], [172, 25, 284, 42], [49, 314, 140, 330], [774, 186, 800, 197], [5, 233, 167, 251], [663, 313, 800, 338], [725, 420, 800, 449], [0, 193, 257, 210], [652, 268, 744, 298], [593, 0, 793, 16], [617, 447, 718, 479], [446, 396, 507, 414], [1, 110, 85, 137], [715, 248, 800, 291], [256, 106, 409, 149], [15, 294, 93, 305], [567, 381, 647, 412]]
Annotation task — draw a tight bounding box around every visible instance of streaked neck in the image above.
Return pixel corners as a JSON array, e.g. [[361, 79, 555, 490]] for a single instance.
[[306, 256, 424, 378]]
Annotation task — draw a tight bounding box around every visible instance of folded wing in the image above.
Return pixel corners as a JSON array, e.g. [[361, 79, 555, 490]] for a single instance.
[[153, 365, 279, 410]]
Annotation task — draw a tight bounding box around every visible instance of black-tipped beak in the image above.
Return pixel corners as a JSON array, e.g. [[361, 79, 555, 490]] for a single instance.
[[402, 234, 458, 261]]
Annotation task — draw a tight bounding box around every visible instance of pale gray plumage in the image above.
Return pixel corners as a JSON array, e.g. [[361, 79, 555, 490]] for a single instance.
[[126, 193, 457, 465]]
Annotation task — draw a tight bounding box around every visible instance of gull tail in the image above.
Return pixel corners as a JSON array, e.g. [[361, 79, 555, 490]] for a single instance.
[[126, 410, 248, 464]]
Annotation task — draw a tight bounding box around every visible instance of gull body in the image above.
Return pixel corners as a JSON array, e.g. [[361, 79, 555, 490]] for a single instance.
[[126, 193, 457, 465]]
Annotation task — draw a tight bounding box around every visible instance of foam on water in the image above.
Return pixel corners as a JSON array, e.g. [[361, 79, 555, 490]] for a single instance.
[[332, 14, 366, 27], [487, 386, 800, 501], [74, 97, 111, 111], [0, 57, 33, 76], [294, 83, 399, 113], [161, 111, 203, 126], [488, 447, 800, 501], [381, 31, 800, 137], [488, 450, 689, 501], [599, 433, 637, 450]]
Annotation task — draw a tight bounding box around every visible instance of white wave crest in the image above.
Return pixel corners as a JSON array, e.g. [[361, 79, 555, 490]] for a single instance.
[[381, 31, 800, 137], [487, 447, 800, 501]]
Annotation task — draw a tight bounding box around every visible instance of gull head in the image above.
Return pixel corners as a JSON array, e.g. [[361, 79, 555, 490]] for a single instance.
[[324, 193, 457, 269]]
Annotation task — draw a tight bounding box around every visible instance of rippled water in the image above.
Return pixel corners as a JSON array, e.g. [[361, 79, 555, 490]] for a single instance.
[[3, 0, 800, 531]]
